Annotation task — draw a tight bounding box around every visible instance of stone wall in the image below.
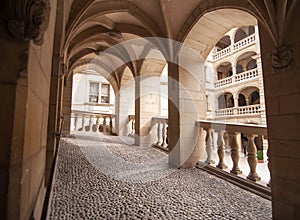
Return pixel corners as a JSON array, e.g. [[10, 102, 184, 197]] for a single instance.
[[258, 3, 300, 218], [0, 0, 57, 219]]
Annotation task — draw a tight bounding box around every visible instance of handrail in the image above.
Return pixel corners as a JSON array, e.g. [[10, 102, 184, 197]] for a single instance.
[[195, 119, 267, 135], [215, 104, 261, 117], [72, 110, 115, 118]]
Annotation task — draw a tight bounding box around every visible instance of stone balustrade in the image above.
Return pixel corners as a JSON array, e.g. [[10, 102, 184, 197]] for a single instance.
[[235, 68, 258, 82], [195, 120, 269, 184], [214, 68, 259, 88], [212, 33, 256, 61], [233, 34, 256, 51], [216, 104, 261, 118], [213, 46, 231, 60], [71, 111, 115, 134], [152, 117, 168, 151], [214, 76, 234, 88]]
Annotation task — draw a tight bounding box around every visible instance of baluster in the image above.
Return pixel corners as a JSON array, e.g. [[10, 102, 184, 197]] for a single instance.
[[156, 121, 162, 145], [74, 114, 78, 131], [109, 116, 113, 134], [230, 132, 242, 175], [216, 130, 227, 169], [224, 132, 231, 153], [103, 117, 107, 133], [246, 134, 261, 181], [96, 116, 100, 132], [205, 128, 215, 164], [162, 122, 167, 147], [82, 115, 85, 131], [88, 115, 92, 132]]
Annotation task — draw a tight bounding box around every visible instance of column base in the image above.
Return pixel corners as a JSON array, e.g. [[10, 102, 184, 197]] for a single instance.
[[230, 168, 242, 175], [205, 160, 215, 165], [247, 173, 261, 182], [216, 163, 228, 169]]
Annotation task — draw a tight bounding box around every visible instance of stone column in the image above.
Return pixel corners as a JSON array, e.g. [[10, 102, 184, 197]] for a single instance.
[[245, 98, 250, 106], [61, 75, 73, 134], [259, 10, 300, 217], [172, 51, 207, 168], [138, 73, 161, 146], [116, 69, 135, 136], [233, 95, 238, 115]]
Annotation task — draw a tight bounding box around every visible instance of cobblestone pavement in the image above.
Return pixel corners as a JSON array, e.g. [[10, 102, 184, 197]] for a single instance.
[[47, 132, 272, 220]]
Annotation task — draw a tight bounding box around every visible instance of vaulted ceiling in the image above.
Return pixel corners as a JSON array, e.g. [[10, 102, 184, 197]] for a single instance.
[[63, 0, 295, 91]]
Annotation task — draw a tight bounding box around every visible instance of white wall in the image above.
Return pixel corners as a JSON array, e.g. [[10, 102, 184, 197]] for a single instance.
[[70, 72, 116, 131]]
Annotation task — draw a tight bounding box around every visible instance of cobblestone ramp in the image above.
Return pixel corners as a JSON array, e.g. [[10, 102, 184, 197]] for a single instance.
[[47, 133, 272, 220]]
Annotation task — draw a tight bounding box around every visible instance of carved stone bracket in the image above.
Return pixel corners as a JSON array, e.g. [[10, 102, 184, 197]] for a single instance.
[[271, 45, 294, 72], [5, 0, 51, 45]]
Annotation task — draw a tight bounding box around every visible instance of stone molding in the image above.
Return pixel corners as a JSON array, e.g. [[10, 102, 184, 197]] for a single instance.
[[271, 45, 294, 72], [5, 0, 51, 45]]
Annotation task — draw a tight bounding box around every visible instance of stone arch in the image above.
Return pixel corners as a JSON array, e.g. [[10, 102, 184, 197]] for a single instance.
[[236, 51, 258, 73], [216, 62, 233, 80], [237, 86, 260, 106], [234, 26, 255, 43]]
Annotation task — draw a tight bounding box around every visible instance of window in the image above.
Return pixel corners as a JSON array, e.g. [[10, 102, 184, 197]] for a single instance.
[[89, 82, 99, 103], [101, 83, 110, 104]]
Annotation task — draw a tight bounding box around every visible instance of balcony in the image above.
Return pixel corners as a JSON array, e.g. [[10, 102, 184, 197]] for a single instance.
[[214, 68, 259, 88], [215, 104, 261, 118], [212, 33, 256, 60]]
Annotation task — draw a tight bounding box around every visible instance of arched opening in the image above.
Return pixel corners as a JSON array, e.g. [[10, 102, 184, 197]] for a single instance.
[[250, 90, 260, 105], [216, 62, 232, 80], [183, 7, 269, 191], [238, 94, 247, 106], [236, 51, 257, 74], [238, 86, 260, 106], [71, 70, 116, 134], [234, 26, 255, 43], [246, 59, 257, 70], [218, 92, 234, 109], [215, 35, 231, 51]]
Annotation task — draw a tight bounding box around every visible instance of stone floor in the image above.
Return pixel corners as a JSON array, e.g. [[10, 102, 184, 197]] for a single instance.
[[47, 132, 272, 219]]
